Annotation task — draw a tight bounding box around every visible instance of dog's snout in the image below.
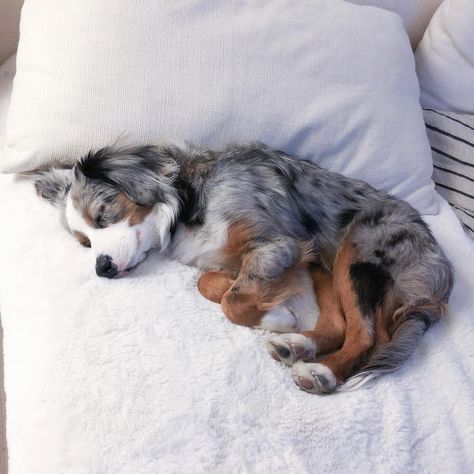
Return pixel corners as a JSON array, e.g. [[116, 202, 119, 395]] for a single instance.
[[96, 255, 118, 278]]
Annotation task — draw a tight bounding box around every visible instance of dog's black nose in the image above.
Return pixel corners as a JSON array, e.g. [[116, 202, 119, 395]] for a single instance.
[[96, 255, 118, 278]]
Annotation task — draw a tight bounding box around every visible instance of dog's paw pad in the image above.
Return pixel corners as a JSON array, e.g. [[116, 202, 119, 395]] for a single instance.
[[265, 333, 316, 367], [291, 362, 337, 394]]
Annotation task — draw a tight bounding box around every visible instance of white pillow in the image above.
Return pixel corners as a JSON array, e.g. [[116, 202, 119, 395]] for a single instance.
[[416, 0, 474, 114], [346, 0, 443, 48], [4, 0, 438, 214]]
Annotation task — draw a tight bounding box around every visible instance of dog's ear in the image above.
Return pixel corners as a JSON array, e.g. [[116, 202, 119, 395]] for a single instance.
[[34, 169, 72, 207], [75, 145, 179, 207]]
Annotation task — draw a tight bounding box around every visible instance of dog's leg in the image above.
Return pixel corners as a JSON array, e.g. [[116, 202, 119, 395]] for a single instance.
[[258, 265, 318, 333], [197, 271, 235, 304], [266, 266, 346, 366], [292, 237, 376, 394], [199, 266, 317, 333], [303, 266, 346, 354], [221, 239, 301, 328]]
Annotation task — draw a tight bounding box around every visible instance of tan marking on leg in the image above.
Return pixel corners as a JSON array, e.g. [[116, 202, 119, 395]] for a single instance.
[[301, 266, 346, 355], [315, 238, 375, 383], [219, 221, 311, 274], [221, 277, 267, 327], [218, 221, 254, 272], [197, 271, 235, 304], [215, 220, 318, 328], [221, 265, 310, 328]]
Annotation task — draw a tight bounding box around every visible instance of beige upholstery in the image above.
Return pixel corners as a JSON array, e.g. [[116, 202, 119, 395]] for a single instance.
[[0, 0, 24, 64]]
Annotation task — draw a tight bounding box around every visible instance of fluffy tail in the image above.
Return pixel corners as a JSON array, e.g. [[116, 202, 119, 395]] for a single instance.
[[338, 309, 438, 392]]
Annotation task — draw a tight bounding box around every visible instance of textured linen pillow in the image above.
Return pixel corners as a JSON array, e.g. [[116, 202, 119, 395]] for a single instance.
[[4, 0, 438, 214], [424, 109, 474, 237], [416, 0, 474, 114], [346, 0, 443, 48]]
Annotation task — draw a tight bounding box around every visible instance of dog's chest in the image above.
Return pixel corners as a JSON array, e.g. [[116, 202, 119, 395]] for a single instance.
[[168, 220, 228, 269]]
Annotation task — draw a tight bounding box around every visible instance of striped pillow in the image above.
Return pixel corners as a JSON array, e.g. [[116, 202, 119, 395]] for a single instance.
[[423, 109, 474, 237]]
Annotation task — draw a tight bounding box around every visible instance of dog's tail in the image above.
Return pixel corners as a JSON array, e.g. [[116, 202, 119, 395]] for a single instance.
[[338, 308, 439, 391]]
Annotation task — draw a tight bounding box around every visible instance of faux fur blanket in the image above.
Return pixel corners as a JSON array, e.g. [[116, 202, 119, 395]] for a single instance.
[[0, 173, 473, 473]]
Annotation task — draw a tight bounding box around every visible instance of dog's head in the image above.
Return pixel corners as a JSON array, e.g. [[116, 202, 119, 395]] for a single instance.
[[34, 145, 180, 278]]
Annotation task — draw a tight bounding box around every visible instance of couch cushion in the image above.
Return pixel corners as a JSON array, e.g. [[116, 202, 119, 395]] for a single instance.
[[416, 0, 474, 114], [423, 108, 474, 237], [3, 0, 438, 213]]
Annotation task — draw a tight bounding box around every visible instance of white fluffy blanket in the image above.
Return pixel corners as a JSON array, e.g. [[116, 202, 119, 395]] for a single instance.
[[1, 173, 474, 473]]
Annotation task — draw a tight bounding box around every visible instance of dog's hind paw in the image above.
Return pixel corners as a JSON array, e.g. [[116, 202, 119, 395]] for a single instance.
[[265, 333, 316, 366], [291, 361, 337, 394]]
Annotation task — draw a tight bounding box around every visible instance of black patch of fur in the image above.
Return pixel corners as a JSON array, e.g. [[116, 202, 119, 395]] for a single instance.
[[300, 210, 320, 234], [374, 249, 385, 258], [337, 208, 357, 228], [360, 209, 383, 227], [388, 230, 411, 247], [373, 249, 395, 266], [75, 145, 177, 206], [343, 192, 358, 204], [174, 178, 206, 226], [349, 261, 392, 316]]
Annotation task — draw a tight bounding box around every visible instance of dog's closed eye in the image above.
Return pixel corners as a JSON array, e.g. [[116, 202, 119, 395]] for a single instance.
[[94, 205, 106, 229], [73, 231, 91, 248]]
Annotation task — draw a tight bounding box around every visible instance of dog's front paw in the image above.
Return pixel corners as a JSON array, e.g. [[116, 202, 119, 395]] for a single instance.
[[291, 361, 337, 394], [265, 333, 316, 366], [197, 271, 235, 304]]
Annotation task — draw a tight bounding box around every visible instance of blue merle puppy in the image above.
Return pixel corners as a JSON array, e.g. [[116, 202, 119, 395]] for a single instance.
[[34, 143, 453, 394]]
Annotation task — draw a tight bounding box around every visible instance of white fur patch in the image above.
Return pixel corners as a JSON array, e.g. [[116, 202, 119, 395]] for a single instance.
[[258, 306, 298, 333], [154, 201, 179, 252], [168, 219, 228, 269], [259, 270, 319, 332]]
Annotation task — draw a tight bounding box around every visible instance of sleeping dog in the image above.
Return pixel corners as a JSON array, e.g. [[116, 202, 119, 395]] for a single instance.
[[34, 143, 453, 394]]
